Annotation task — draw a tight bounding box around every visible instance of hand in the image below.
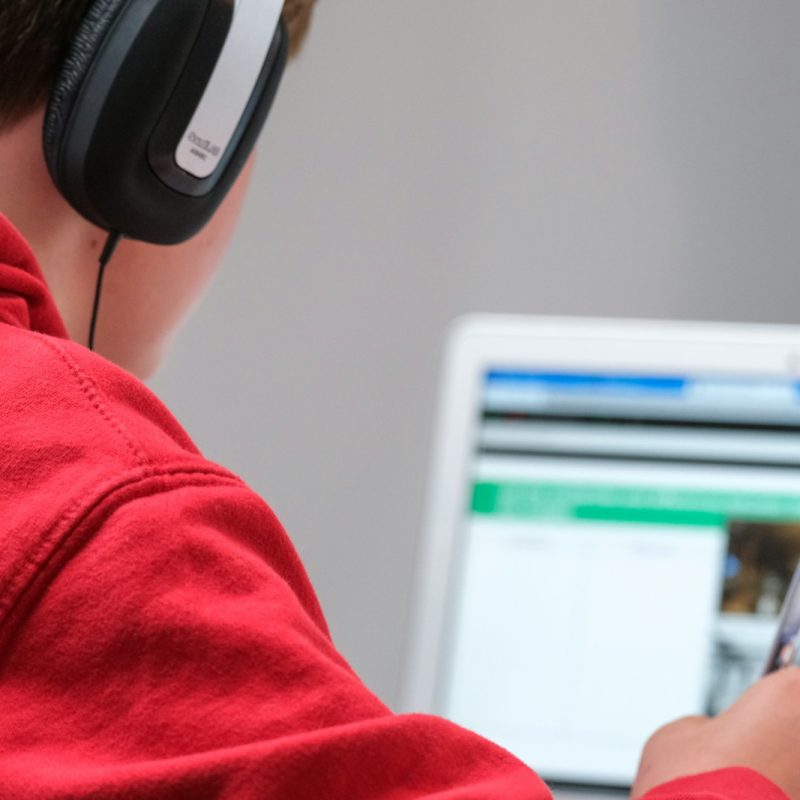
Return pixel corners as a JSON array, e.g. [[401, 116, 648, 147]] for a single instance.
[[633, 667, 800, 799]]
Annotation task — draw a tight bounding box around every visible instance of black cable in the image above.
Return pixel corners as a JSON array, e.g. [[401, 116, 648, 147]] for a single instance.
[[89, 231, 122, 352]]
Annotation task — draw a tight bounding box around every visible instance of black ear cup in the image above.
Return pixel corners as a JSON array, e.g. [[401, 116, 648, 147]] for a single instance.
[[44, 0, 129, 176], [43, 0, 288, 245]]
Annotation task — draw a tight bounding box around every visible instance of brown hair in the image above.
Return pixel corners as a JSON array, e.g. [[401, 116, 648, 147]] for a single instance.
[[0, 0, 316, 130]]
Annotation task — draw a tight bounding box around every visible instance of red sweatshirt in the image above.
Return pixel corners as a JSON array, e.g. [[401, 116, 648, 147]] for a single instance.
[[0, 214, 786, 799]]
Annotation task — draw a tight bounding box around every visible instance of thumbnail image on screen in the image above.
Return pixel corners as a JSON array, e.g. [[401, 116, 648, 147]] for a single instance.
[[709, 521, 800, 713]]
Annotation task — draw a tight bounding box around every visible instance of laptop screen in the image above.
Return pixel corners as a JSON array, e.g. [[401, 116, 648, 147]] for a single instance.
[[437, 369, 800, 787]]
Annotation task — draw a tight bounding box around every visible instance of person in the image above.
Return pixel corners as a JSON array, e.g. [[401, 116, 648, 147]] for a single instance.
[[0, 2, 798, 798]]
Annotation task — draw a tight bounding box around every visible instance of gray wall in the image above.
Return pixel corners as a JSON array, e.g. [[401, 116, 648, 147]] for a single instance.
[[151, 1, 800, 707]]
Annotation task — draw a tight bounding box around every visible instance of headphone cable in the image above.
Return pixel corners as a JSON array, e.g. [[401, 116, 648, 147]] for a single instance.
[[89, 231, 122, 352]]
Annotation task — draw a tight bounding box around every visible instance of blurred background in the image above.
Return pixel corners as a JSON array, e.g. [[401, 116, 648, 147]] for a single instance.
[[151, 0, 800, 708]]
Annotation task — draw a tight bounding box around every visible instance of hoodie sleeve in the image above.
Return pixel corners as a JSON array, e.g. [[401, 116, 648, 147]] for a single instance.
[[640, 768, 789, 800], [0, 475, 548, 799]]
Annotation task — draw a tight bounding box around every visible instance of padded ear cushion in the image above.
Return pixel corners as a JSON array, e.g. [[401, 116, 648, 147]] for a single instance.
[[43, 0, 131, 176]]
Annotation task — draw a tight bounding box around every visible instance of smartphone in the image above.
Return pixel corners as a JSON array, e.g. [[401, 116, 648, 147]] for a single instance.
[[764, 564, 800, 675]]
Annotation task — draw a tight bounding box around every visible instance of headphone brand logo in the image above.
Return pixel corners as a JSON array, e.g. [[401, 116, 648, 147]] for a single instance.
[[187, 131, 222, 159]]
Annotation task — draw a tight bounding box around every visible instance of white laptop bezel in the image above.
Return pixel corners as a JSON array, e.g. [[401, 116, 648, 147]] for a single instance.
[[402, 313, 800, 736]]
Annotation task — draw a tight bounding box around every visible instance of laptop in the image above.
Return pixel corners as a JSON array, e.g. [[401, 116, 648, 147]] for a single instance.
[[402, 315, 800, 797]]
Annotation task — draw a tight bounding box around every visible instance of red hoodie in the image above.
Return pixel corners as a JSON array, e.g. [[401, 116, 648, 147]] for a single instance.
[[0, 214, 786, 799]]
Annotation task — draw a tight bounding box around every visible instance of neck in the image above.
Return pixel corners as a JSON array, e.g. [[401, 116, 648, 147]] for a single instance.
[[0, 110, 105, 344]]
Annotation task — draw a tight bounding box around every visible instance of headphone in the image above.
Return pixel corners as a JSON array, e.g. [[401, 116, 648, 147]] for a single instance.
[[44, 0, 288, 247]]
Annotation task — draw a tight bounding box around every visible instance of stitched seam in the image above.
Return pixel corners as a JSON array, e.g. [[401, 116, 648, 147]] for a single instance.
[[38, 336, 149, 468], [0, 465, 245, 632]]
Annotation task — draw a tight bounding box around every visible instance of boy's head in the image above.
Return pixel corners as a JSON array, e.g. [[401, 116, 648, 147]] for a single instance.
[[0, 0, 316, 378]]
